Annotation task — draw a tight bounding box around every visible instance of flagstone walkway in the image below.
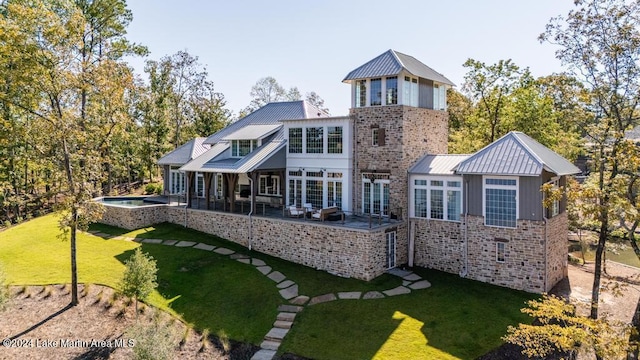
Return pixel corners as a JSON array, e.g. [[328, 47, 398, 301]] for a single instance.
[[86, 230, 431, 360]]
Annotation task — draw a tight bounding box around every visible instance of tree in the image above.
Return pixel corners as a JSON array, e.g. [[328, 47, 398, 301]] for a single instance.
[[461, 58, 521, 144], [541, 0, 640, 321], [0, 0, 144, 305], [242, 76, 313, 115], [504, 294, 631, 359], [120, 248, 158, 316], [305, 91, 330, 114]]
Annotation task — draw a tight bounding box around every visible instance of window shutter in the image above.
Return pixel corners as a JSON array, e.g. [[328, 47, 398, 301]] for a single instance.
[[378, 128, 386, 146]]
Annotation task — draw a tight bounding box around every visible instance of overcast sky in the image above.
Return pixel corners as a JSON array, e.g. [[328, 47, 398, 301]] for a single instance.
[[124, 0, 577, 117]]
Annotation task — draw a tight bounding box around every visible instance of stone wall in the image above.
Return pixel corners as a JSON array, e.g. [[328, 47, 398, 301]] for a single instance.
[[412, 218, 464, 274], [546, 212, 569, 292], [466, 216, 547, 293], [165, 206, 402, 281], [350, 106, 448, 218], [100, 204, 167, 230]]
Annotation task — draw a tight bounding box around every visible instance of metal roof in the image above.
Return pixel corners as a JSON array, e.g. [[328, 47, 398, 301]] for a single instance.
[[409, 154, 470, 175], [179, 143, 229, 172], [455, 132, 581, 176], [221, 124, 281, 141], [204, 100, 328, 145], [342, 49, 455, 86], [189, 141, 286, 174], [157, 137, 210, 166]]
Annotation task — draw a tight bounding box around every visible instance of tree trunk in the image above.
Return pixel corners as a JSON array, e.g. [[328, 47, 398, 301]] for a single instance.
[[70, 208, 78, 306], [590, 219, 607, 320]]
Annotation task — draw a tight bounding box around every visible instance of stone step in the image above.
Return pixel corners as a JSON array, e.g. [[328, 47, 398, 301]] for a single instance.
[[279, 284, 298, 300], [268, 271, 286, 283], [273, 320, 293, 329], [256, 266, 272, 275], [363, 291, 385, 299], [252, 258, 266, 266], [338, 291, 361, 300], [277, 312, 297, 322], [403, 273, 422, 281], [193, 243, 215, 251], [251, 349, 276, 360], [175, 240, 196, 247], [289, 295, 309, 305], [264, 327, 289, 342], [383, 286, 411, 296], [237, 258, 251, 264], [409, 280, 431, 290], [213, 247, 235, 255], [260, 340, 281, 351], [277, 280, 295, 289], [308, 293, 337, 305], [277, 305, 303, 313]]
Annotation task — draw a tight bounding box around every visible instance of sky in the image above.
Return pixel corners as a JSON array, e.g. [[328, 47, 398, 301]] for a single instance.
[[124, 0, 577, 117]]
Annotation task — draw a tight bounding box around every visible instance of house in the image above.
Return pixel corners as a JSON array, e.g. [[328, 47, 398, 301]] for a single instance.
[[113, 49, 578, 293]]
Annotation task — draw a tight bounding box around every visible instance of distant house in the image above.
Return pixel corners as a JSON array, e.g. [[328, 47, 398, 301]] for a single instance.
[[133, 49, 580, 293]]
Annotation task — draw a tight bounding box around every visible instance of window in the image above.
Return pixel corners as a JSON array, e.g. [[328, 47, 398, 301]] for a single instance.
[[404, 76, 419, 107], [548, 178, 560, 217], [288, 176, 302, 206], [484, 177, 518, 228], [231, 139, 255, 157], [386, 231, 397, 269], [196, 173, 204, 197], [370, 78, 382, 106], [412, 178, 461, 221], [496, 242, 506, 263], [433, 84, 447, 110], [372, 128, 385, 146], [169, 167, 185, 195], [259, 175, 280, 195], [216, 173, 223, 199], [288, 128, 302, 153], [386, 77, 397, 105], [328, 172, 343, 209], [328, 126, 343, 154], [362, 174, 390, 216], [356, 80, 366, 107], [306, 127, 324, 154], [306, 175, 324, 209]]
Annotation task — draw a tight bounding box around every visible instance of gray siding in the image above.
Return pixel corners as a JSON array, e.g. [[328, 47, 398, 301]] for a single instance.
[[465, 175, 483, 216], [519, 176, 543, 221], [419, 78, 433, 109]]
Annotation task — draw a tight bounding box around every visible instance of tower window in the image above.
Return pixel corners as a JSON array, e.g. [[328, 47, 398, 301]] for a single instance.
[[370, 78, 382, 106], [356, 80, 366, 107], [386, 77, 398, 105]]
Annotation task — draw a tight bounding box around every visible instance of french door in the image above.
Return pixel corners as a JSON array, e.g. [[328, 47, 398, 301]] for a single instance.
[[362, 178, 390, 216]]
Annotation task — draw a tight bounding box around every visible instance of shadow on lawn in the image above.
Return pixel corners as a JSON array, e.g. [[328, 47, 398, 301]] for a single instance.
[[114, 244, 280, 346]]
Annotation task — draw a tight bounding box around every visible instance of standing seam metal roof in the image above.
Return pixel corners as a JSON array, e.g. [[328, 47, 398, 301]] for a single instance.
[[203, 100, 327, 145], [455, 132, 581, 176], [342, 49, 455, 86], [157, 137, 210, 166], [409, 154, 471, 175]]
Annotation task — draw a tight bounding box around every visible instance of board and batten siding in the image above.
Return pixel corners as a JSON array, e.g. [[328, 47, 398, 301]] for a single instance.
[[465, 175, 483, 216], [419, 78, 434, 109]]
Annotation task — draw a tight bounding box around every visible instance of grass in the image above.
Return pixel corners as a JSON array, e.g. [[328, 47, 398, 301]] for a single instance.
[[283, 269, 536, 360], [1, 215, 536, 358], [570, 240, 640, 268]]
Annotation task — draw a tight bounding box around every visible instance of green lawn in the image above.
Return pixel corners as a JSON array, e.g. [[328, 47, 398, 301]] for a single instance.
[[284, 269, 535, 360], [1, 215, 535, 359]]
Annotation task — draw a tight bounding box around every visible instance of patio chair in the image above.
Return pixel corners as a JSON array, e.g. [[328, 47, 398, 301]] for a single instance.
[[288, 205, 305, 218], [303, 203, 313, 214]]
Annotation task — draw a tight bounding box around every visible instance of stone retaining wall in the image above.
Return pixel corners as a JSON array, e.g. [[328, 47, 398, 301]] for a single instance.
[[100, 204, 167, 230], [412, 218, 464, 274], [546, 212, 569, 291], [103, 204, 404, 281]]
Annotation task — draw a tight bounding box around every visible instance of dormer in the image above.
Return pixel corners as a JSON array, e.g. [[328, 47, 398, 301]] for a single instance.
[[221, 124, 281, 158], [343, 50, 454, 110]]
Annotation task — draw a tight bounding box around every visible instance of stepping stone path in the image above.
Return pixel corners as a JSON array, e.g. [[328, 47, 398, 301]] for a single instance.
[[82, 230, 432, 360]]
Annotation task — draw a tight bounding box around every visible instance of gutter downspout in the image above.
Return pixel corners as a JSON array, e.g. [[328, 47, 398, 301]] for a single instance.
[[248, 176, 254, 251], [460, 179, 469, 278], [407, 170, 414, 268], [183, 171, 188, 228], [543, 213, 548, 292]]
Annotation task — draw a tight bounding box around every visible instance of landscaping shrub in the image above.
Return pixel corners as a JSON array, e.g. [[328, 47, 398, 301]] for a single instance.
[[154, 185, 163, 195], [144, 184, 156, 195], [3, 220, 10, 228], [126, 314, 178, 360]]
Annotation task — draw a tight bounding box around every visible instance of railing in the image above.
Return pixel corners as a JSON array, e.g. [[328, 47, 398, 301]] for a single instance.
[[281, 205, 403, 228]]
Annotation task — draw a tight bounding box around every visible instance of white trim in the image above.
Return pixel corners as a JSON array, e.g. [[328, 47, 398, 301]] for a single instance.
[[482, 175, 519, 228], [410, 175, 463, 222]]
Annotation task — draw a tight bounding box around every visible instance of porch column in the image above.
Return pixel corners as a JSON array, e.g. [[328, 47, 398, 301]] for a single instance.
[[186, 172, 195, 208], [224, 173, 238, 213], [279, 170, 286, 207], [250, 171, 258, 214], [204, 173, 213, 210]]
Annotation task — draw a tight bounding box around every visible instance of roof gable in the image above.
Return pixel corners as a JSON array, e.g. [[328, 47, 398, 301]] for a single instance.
[[343, 49, 455, 86], [157, 137, 209, 166], [204, 100, 327, 145], [455, 132, 581, 176]]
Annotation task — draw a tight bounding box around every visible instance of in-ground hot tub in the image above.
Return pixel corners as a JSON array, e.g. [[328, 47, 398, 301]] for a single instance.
[[96, 196, 167, 230]]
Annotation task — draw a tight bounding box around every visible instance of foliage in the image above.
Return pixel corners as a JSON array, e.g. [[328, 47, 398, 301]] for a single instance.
[[126, 313, 179, 360], [541, 0, 640, 320], [504, 294, 632, 359], [450, 61, 584, 158], [242, 76, 328, 115], [120, 248, 158, 314]]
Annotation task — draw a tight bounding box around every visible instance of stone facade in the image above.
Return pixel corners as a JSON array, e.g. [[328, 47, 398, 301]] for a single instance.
[[545, 212, 569, 290], [102, 204, 405, 281], [412, 218, 464, 275], [100, 204, 167, 230], [350, 106, 448, 217]]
